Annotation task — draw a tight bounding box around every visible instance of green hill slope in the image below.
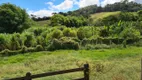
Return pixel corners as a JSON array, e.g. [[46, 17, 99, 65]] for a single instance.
[[90, 11, 121, 23], [36, 20, 50, 26]]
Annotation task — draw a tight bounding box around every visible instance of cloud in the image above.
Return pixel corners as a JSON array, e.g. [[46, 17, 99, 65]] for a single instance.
[[101, 0, 121, 6], [28, 0, 142, 18], [135, 0, 142, 4], [46, 2, 53, 6], [75, 0, 141, 8], [101, 0, 137, 7], [76, 0, 100, 8], [46, 0, 74, 10], [28, 9, 54, 18], [28, 0, 74, 18]]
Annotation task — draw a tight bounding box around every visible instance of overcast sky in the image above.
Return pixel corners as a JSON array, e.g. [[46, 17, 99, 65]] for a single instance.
[[0, 0, 141, 17]]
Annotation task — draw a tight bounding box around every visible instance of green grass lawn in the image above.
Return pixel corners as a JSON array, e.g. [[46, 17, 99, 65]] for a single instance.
[[0, 47, 142, 80]]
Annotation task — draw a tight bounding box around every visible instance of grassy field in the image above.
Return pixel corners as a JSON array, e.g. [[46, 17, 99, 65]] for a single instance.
[[91, 11, 121, 23], [36, 20, 50, 27], [0, 47, 142, 80]]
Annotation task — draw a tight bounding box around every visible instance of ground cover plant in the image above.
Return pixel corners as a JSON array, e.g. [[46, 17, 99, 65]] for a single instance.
[[0, 47, 142, 80]]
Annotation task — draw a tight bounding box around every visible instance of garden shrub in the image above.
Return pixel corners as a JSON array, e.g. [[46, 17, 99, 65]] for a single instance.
[[0, 35, 7, 51], [35, 45, 44, 51], [45, 34, 52, 47], [20, 46, 28, 53], [36, 36, 45, 46], [10, 33, 21, 50], [47, 37, 79, 51], [51, 29, 63, 39], [70, 30, 77, 37], [60, 37, 80, 50], [127, 39, 137, 44], [72, 37, 80, 43], [6, 50, 21, 56], [33, 28, 43, 36], [90, 39, 97, 44], [27, 47, 35, 52], [77, 27, 93, 40], [56, 26, 66, 31], [63, 28, 77, 37], [0, 49, 10, 56], [102, 38, 111, 45], [0, 49, 20, 56], [47, 39, 62, 51], [81, 38, 90, 46], [24, 33, 37, 47], [84, 44, 94, 50], [111, 38, 124, 44], [62, 40, 79, 50], [41, 28, 52, 38], [99, 28, 109, 37], [120, 28, 140, 40], [63, 28, 70, 36], [134, 39, 142, 47], [96, 37, 103, 44]]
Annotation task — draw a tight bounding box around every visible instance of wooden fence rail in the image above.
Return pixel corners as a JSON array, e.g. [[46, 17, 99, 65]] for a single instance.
[[7, 64, 89, 80]]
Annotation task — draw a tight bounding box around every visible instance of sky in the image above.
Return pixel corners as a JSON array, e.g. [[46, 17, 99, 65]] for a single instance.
[[0, 0, 141, 17]]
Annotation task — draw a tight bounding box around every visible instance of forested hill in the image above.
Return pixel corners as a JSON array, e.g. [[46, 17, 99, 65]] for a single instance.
[[58, 0, 142, 18]]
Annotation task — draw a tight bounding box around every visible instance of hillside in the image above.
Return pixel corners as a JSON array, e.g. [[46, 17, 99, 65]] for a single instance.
[[90, 11, 121, 23], [36, 20, 50, 26], [63, 1, 142, 18]]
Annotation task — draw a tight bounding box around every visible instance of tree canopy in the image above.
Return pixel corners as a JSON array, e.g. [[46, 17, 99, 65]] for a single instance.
[[63, 0, 142, 18], [0, 3, 32, 33], [50, 14, 87, 27]]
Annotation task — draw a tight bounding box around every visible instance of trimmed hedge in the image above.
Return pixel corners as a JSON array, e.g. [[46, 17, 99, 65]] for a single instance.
[[47, 38, 79, 51], [0, 45, 44, 56]]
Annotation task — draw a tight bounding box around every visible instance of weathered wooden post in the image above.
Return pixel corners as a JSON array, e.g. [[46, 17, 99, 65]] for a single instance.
[[25, 72, 32, 80], [84, 64, 89, 80], [140, 58, 142, 80]]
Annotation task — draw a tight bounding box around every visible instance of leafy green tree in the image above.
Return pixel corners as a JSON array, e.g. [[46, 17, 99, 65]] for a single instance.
[[51, 29, 63, 39], [65, 1, 142, 17], [99, 27, 109, 37], [77, 27, 93, 40], [120, 28, 140, 40], [63, 28, 77, 37], [50, 14, 65, 26], [138, 10, 142, 21], [138, 10, 142, 16], [0, 3, 31, 33], [50, 14, 87, 27]]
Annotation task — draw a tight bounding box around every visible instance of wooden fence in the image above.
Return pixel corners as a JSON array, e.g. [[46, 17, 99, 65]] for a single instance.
[[7, 64, 89, 80], [140, 58, 142, 80]]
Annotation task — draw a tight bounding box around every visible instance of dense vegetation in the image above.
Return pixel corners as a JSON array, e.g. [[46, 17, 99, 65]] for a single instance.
[[63, 0, 142, 18], [50, 14, 87, 27], [0, 2, 141, 56], [0, 1, 142, 80], [0, 3, 32, 33], [31, 0, 142, 21], [0, 23, 141, 56]]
